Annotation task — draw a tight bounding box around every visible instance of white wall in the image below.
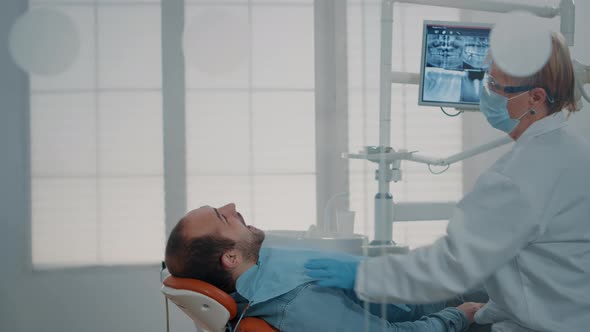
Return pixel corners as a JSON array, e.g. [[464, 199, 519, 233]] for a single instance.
[[463, 0, 590, 191]]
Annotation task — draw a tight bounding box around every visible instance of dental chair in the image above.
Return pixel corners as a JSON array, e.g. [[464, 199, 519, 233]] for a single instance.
[[161, 273, 278, 332]]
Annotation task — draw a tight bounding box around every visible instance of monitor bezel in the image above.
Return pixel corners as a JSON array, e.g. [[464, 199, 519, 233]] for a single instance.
[[418, 20, 493, 110]]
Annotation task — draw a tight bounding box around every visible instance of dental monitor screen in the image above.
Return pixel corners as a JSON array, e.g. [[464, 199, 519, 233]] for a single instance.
[[419, 21, 492, 109]]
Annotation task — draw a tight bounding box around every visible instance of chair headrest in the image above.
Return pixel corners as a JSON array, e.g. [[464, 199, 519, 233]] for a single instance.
[[163, 276, 238, 319]]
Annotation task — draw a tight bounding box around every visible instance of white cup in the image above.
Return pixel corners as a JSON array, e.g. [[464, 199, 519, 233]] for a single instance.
[[336, 211, 355, 236]]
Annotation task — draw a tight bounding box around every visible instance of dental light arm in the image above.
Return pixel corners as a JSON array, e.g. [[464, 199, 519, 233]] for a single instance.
[[560, 0, 575, 46], [574, 60, 590, 109], [396, 0, 560, 18], [344, 136, 512, 168], [408, 136, 512, 166]]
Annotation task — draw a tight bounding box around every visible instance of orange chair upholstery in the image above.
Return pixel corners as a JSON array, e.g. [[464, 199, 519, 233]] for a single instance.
[[235, 317, 279, 332], [162, 275, 278, 332]]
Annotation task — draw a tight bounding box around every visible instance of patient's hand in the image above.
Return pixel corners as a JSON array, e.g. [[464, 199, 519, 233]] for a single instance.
[[456, 302, 485, 324]]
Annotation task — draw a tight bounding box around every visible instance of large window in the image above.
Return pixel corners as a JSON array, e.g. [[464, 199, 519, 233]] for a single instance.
[[30, 0, 165, 268], [29, 0, 316, 269], [184, 1, 316, 231], [28, 0, 462, 268]]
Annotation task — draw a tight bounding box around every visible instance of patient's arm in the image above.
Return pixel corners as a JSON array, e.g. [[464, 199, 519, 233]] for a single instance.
[[341, 289, 448, 323], [400, 302, 483, 325], [280, 284, 469, 332], [342, 288, 483, 325], [386, 302, 449, 323]]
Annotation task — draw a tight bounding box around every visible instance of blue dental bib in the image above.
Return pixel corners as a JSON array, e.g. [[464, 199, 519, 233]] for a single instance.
[[235, 247, 410, 312]]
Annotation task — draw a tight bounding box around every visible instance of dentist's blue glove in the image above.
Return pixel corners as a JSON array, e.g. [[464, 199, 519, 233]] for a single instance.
[[304, 258, 359, 289]]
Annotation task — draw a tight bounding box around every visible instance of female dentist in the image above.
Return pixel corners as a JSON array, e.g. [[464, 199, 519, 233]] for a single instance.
[[305, 31, 590, 332]]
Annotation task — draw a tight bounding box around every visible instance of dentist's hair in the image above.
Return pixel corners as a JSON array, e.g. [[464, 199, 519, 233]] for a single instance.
[[165, 218, 237, 293], [511, 31, 577, 114]]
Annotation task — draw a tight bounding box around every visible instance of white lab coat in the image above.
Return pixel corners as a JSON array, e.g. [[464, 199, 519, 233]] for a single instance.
[[356, 111, 590, 332]]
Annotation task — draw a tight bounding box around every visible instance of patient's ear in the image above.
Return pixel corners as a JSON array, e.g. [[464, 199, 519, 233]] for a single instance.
[[221, 249, 242, 269]]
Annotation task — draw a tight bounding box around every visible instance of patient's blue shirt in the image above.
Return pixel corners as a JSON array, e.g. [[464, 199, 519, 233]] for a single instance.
[[233, 247, 469, 331], [236, 247, 410, 309]]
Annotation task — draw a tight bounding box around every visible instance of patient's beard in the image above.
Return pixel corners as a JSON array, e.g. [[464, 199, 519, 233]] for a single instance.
[[237, 230, 265, 263]]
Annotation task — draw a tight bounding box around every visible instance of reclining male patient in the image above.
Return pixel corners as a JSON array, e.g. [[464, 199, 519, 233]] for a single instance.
[[165, 203, 484, 332]]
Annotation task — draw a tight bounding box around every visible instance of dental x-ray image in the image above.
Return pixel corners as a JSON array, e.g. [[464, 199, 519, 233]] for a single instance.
[[420, 22, 491, 107]]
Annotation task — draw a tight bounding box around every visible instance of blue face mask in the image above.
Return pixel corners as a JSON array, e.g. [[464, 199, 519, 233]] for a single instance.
[[479, 86, 532, 134]]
